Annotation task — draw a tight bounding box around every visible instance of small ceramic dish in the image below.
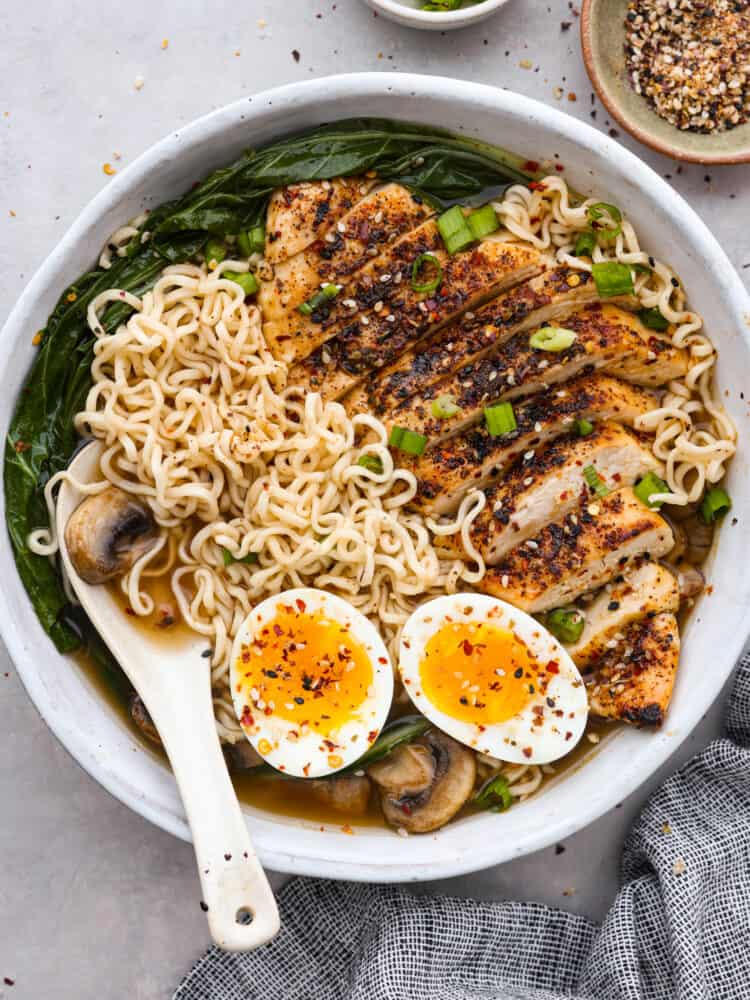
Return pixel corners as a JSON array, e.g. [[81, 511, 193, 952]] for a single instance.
[[364, 0, 510, 31], [581, 0, 750, 164]]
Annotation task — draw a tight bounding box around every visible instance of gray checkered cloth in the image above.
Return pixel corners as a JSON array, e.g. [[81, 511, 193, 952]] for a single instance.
[[174, 652, 750, 1000]]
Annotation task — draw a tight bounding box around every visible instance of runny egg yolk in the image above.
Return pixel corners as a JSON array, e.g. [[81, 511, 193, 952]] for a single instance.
[[418, 622, 540, 724], [235, 601, 374, 738]]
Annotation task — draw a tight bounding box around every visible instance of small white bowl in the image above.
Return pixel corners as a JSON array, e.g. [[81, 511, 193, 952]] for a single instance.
[[364, 0, 511, 30]]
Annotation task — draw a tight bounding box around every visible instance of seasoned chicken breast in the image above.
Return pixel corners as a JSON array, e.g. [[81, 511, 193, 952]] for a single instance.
[[264, 177, 374, 265], [347, 267, 638, 420], [260, 184, 434, 360], [567, 560, 679, 669], [407, 374, 657, 515], [477, 488, 674, 613], [380, 304, 687, 445], [287, 240, 544, 399], [585, 612, 680, 727], [443, 424, 660, 563]]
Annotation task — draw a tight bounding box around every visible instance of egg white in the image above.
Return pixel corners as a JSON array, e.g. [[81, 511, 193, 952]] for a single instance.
[[399, 593, 588, 765], [230, 588, 393, 778]]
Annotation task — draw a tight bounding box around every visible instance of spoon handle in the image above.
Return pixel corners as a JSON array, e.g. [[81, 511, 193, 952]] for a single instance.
[[142, 664, 280, 951]]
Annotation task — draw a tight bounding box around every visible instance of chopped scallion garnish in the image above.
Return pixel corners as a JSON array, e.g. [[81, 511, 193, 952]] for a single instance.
[[575, 418, 594, 436], [204, 239, 227, 267], [545, 607, 585, 644], [586, 202, 622, 243], [467, 204, 500, 241], [574, 230, 597, 257], [237, 225, 265, 257], [484, 402, 517, 437], [298, 283, 340, 316], [388, 426, 428, 456], [634, 472, 668, 509], [583, 464, 610, 497], [222, 547, 258, 567], [591, 262, 634, 298], [357, 454, 384, 474], [700, 487, 731, 524], [431, 393, 460, 419], [529, 326, 577, 352], [473, 774, 512, 812], [638, 307, 669, 331], [224, 271, 259, 296], [411, 253, 443, 294], [437, 205, 474, 255]]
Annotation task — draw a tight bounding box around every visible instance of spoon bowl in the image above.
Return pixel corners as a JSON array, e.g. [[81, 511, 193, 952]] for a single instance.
[[56, 442, 280, 951]]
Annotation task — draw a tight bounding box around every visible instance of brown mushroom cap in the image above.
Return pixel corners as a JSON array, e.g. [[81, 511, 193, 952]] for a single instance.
[[130, 694, 162, 747], [225, 739, 265, 770], [65, 486, 157, 584], [309, 775, 371, 816], [368, 729, 476, 834]]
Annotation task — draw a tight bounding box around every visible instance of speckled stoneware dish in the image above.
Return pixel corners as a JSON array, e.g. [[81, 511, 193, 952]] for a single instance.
[[581, 0, 750, 164], [2, 74, 749, 883], [364, 0, 510, 30]]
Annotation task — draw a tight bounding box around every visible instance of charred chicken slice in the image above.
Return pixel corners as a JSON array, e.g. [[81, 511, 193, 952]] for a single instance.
[[585, 612, 680, 727], [477, 488, 674, 613], [260, 184, 434, 360], [407, 374, 657, 516], [377, 304, 687, 446], [442, 423, 660, 564], [264, 177, 375, 265], [287, 240, 544, 400], [566, 560, 679, 669]]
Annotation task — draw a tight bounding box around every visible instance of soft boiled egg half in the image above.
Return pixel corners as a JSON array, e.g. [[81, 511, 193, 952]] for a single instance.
[[230, 588, 393, 778], [399, 594, 588, 765]]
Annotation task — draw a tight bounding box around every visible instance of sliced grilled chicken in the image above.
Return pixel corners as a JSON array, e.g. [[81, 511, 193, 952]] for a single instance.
[[443, 424, 660, 563], [287, 240, 544, 400], [585, 612, 680, 726], [260, 184, 434, 360], [477, 488, 674, 613], [380, 305, 687, 445], [408, 374, 657, 515], [567, 560, 679, 669], [347, 266, 637, 419], [264, 177, 374, 265]]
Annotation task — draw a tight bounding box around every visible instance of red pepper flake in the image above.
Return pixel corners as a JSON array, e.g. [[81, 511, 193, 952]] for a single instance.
[[13, 440, 29, 453], [367, 730, 378, 743], [546, 660, 560, 674], [523, 159, 540, 173], [461, 639, 474, 656], [303, 763, 310, 777], [125, 606, 136, 617], [565, 731, 573, 741], [295, 598, 307, 613], [554, 163, 565, 172], [273, 623, 283, 637], [401, 802, 412, 815], [341, 824, 353, 835], [241, 705, 253, 726], [522, 747, 532, 758], [378, 656, 388, 665]]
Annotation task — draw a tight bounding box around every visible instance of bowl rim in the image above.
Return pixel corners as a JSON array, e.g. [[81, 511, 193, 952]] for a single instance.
[[2, 71, 749, 882], [364, 0, 509, 28], [580, 0, 750, 165]]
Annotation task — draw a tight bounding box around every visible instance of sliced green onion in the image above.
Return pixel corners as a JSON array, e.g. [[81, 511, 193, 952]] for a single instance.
[[422, 0, 462, 8], [574, 230, 597, 257], [298, 283, 339, 316], [467, 204, 500, 241], [529, 326, 577, 352], [431, 393, 460, 419], [631, 263, 652, 274], [411, 253, 443, 294], [388, 426, 428, 456], [484, 402, 517, 437], [575, 418, 594, 436], [592, 262, 634, 298], [357, 454, 384, 474], [221, 547, 258, 567], [224, 270, 259, 296], [545, 607, 585, 645], [700, 487, 731, 524], [204, 239, 227, 267], [583, 464, 610, 498], [586, 202, 622, 243], [437, 205, 474, 255], [638, 307, 669, 332], [473, 774, 512, 812], [634, 472, 669, 509], [237, 226, 266, 258]]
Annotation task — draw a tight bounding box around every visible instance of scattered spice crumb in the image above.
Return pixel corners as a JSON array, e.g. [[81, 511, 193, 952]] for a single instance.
[[567, 92, 577, 102], [555, 843, 566, 855], [161, 38, 169, 50], [199, 900, 209, 912], [258, 18, 267, 28], [662, 821, 672, 834], [234, 50, 241, 57], [341, 824, 353, 835], [562, 887, 577, 896], [672, 857, 687, 876], [553, 86, 564, 100], [8, 209, 16, 217], [102, 163, 116, 176], [520, 59, 533, 70], [3, 977, 15, 987], [292, 49, 300, 63], [561, 20, 572, 30], [113, 152, 122, 161], [32, 331, 42, 346], [134, 75, 144, 91]]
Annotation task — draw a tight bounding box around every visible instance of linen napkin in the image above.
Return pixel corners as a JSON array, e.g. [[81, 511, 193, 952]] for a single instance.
[[174, 651, 750, 1000]]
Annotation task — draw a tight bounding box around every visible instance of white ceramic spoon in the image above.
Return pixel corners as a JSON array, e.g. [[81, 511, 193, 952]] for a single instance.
[[56, 443, 280, 952]]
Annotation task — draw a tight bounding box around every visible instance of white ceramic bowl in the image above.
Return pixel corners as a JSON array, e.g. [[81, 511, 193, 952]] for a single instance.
[[364, 0, 510, 30], [2, 74, 748, 882]]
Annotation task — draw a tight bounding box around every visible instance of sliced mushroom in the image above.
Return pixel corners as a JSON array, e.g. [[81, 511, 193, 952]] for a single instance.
[[65, 486, 157, 584], [682, 513, 714, 565], [225, 739, 265, 770], [309, 775, 371, 816], [367, 729, 476, 834], [130, 694, 162, 748], [676, 565, 705, 600]]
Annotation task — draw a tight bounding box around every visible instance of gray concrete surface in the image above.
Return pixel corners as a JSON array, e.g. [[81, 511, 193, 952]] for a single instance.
[[0, 1, 748, 997]]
